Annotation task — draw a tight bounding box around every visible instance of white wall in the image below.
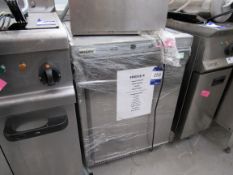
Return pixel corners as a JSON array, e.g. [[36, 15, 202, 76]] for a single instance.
[[55, 0, 68, 4], [55, 0, 68, 10]]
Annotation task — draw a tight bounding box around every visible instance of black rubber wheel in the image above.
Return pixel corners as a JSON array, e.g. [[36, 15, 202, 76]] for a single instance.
[[184, 136, 191, 140], [224, 147, 231, 154]]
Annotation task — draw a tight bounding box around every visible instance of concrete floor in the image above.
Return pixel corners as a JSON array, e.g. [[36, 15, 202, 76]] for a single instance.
[[92, 124, 233, 175]]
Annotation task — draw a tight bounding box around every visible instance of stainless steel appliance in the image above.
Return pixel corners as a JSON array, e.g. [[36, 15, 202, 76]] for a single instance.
[[0, 12, 85, 175], [70, 34, 163, 167], [168, 20, 233, 139], [215, 76, 233, 152], [65, 22, 193, 166], [68, 0, 169, 35]]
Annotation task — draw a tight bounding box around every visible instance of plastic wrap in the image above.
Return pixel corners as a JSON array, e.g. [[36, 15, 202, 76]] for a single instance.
[[73, 38, 163, 166], [154, 29, 192, 144], [72, 35, 163, 92], [73, 54, 163, 93], [71, 33, 192, 166], [156, 30, 181, 67], [82, 117, 155, 165], [153, 29, 192, 67]]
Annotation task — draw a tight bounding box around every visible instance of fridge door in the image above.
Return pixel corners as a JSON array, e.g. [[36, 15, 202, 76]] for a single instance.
[[75, 52, 163, 166], [0, 105, 83, 175], [179, 68, 232, 139]]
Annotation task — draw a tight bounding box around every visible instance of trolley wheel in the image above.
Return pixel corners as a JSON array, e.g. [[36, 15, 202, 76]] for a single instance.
[[82, 168, 93, 175], [184, 136, 191, 140], [224, 147, 231, 154]]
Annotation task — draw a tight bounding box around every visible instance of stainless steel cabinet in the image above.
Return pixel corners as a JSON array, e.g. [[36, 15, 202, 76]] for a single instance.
[[168, 20, 233, 140], [180, 69, 232, 139], [0, 13, 84, 175], [71, 35, 163, 166], [69, 0, 168, 35], [154, 54, 190, 144], [0, 105, 83, 175]]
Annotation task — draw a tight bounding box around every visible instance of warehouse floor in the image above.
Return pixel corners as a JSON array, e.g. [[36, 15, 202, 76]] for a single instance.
[[92, 124, 233, 175]]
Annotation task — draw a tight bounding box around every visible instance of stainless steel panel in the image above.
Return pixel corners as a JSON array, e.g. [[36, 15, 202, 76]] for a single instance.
[[69, 0, 168, 35], [0, 147, 12, 175], [154, 53, 189, 144], [0, 13, 71, 107], [167, 19, 233, 38], [151, 29, 192, 144], [76, 53, 162, 166], [180, 69, 232, 139], [167, 20, 233, 73], [0, 13, 68, 55], [0, 86, 75, 117], [82, 90, 157, 165], [0, 50, 73, 96], [0, 105, 83, 175], [168, 20, 233, 140], [199, 36, 233, 72], [0, 14, 73, 102]]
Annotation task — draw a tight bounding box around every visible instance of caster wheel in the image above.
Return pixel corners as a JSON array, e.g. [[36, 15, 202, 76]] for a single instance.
[[184, 136, 191, 140], [224, 147, 231, 154]]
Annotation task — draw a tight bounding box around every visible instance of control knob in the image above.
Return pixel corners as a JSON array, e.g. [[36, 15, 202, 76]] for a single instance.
[[39, 63, 61, 86]]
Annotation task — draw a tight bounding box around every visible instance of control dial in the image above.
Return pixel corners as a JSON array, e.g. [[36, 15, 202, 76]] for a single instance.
[[39, 63, 61, 86], [225, 43, 233, 56], [0, 65, 6, 75]]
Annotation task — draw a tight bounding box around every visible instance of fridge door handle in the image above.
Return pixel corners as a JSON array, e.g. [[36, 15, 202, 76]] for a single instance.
[[4, 115, 68, 141]]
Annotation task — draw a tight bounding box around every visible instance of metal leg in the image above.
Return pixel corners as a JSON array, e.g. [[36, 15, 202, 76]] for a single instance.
[[82, 168, 93, 175], [224, 132, 233, 153], [224, 147, 231, 154]]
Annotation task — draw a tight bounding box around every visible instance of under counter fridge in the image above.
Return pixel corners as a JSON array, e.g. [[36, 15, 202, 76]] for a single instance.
[[70, 35, 164, 166], [65, 22, 193, 166]]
